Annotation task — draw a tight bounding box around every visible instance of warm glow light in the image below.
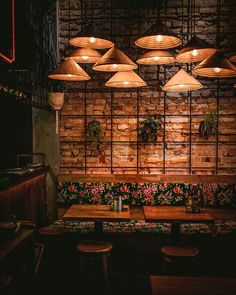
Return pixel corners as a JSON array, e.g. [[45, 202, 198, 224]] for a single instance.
[[179, 84, 185, 88], [153, 56, 161, 61], [213, 67, 222, 73], [89, 37, 96, 43], [112, 64, 118, 69], [155, 35, 164, 42], [191, 49, 198, 57], [82, 55, 89, 60], [123, 81, 129, 85]]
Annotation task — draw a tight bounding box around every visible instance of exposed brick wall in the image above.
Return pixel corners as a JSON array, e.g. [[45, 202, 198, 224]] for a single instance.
[[58, 0, 236, 175]]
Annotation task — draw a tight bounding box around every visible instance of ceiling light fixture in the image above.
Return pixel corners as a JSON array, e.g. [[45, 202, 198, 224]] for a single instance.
[[93, 46, 137, 72], [176, 35, 217, 63], [105, 70, 147, 88], [69, 22, 114, 49], [70, 47, 102, 63], [135, 21, 182, 50], [162, 69, 203, 92], [193, 51, 236, 78], [48, 57, 91, 81], [137, 50, 175, 65]]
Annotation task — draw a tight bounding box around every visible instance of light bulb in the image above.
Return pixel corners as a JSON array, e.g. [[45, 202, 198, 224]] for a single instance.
[[82, 55, 89, 60], [124, 81, 129, 85], [89, 37, 96, 43], [153, 56, 161, 61], [179, 84, 185, 88], [191, 49, 198, 57], [213, 67, 222, 73], [155, 35, 164, 42], [112, 64, 117, 69]]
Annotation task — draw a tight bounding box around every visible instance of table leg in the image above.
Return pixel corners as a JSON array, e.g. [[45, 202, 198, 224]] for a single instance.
[[170, 223, 180, 245], [94, 221, 103, 240]]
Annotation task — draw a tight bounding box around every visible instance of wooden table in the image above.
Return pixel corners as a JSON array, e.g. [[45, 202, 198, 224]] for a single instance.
[[63, 204, 131, 238], [150, 275, 236, 295], [143, 206, 215, 244]]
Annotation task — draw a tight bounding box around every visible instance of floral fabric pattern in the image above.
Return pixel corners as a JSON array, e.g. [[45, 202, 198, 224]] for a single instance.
[[58, 181, 236, 208]]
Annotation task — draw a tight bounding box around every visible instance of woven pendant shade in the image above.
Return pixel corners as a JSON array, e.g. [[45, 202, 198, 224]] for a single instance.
[[70, 47, 101, 63], [69, 23, 114, 49], [48, 57, 91, 81], [105, 71, 146, 88], [193, 51, 236, 78], [234, 83, 236, 88], [137, 50, 175, 65], [176, 35, 217, 63], [93, 47, 137, 72], [229, 54, 236, 63], [135, 21, 182, 50], [162, 69, 203, 92]]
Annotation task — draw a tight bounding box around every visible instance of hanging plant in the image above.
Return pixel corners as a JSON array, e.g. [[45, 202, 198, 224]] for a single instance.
[[86, 120, 105, 163], [199, 110, 217, 139], [139, 114, 162, 142], [87, 120, 102, 141]]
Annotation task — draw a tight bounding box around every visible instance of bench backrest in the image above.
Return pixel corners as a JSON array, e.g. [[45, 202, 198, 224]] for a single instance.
[[57, 182, 236, 207]]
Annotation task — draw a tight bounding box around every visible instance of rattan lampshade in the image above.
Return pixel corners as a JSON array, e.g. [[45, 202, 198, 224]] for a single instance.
[[193, 51, 236, 78], [135, 21, 182, 50], [69, 23, 114, 49], [93, 46, 137, 72], [70, 47, 102, 63], [48, 57, 91, 81], [105, 70, 146, 88], [176, 35, 217, 63], [137, 50, 175, 65], [162, 69, 203, 92], [229, 54, 236, 63]]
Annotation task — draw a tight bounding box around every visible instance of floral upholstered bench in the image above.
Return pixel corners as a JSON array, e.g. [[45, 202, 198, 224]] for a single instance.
[[54, 182, 236, 236]]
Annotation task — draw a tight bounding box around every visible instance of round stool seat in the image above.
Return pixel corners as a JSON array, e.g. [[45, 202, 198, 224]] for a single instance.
[[161, 245, 199, 258], [38, 226, 69, 236], [77, 240, 113, 254]]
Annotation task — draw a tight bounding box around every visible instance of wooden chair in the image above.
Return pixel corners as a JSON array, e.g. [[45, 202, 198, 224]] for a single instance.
[[76, 240, 113, 291], [161, 245, 199, 275]]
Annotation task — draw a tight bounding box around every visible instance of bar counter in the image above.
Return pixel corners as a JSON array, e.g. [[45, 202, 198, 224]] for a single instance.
[[0, 167, 48, 226]]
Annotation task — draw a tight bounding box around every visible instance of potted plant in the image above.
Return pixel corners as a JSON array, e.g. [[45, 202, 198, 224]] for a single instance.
[[199, 109, 217, 139], [139, 114, 162, 142]]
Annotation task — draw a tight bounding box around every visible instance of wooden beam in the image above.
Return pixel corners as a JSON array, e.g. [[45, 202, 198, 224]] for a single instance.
[[58, 174, 236, 184]]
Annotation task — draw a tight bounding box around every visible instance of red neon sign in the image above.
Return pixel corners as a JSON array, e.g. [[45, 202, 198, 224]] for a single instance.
[[0, 0, 15, 63]]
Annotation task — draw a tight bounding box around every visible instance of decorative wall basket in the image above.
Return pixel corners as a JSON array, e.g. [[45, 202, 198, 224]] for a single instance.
[[48, 92, 64, 134]]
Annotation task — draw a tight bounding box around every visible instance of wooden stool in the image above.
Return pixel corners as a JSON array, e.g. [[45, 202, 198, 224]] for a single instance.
[[76, 240, 113, 289], [161, 245, 199, 274], [38, 226, 69, 236], [37, 226, 70, 273]]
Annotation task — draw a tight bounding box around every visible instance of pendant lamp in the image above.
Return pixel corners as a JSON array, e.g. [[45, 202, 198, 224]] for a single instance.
[[48, 57, 91, 81], [135, 21, 182, 50], [176, 35, 217, 63], [70, 47, 101, 63], [137, 50, 175, 65], [234, 83, 236, 88], [69, 22, 114, 49], [193, 51, 236, 78], [105, 70, 146, 88], [229, 54, 236, 63], [162, 69, 203, 92], [93, 46, 137, 72]]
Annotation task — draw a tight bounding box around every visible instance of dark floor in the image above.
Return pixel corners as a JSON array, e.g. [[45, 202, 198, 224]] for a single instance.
[[4, 232, 236, 295]]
